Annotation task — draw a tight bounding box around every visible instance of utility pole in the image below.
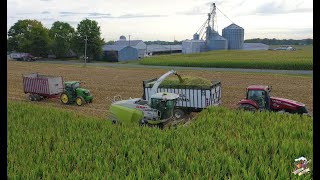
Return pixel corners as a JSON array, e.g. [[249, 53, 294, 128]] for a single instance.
[[128, 35, 131, 46], [84, 35, 88, 65]]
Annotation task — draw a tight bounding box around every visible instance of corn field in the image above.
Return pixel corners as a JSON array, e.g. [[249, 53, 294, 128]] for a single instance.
[[8, 101, 312, 179], [140, 46, 313, 70]]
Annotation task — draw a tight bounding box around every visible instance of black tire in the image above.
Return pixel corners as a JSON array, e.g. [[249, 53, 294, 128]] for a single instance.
[[33, 94, 41, 101], [173, 109, 185, 119], [29, 94, 35, 101], [238, 104, 257, 112]]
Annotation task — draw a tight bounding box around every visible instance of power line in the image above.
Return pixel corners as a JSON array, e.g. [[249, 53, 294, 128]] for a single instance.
[[216, 7, 234, 24]]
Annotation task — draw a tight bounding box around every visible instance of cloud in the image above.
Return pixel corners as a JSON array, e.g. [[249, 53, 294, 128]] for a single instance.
[[251, 1, 312, 15], [88, 13, 111, 16], [118, 14, 166, 18], [41, 11, 50, 14], [40, 0, 53, 1]]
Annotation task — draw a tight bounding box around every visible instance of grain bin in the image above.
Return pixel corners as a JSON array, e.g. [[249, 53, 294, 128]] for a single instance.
[[182, 40, 206, 54], [222, 23, 244, 49], [206, 31, 228, 50], [193, 33, 200, 40]]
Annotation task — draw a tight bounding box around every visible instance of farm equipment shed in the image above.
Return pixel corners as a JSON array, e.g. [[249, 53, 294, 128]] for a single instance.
[[103, 45, 139, 62]]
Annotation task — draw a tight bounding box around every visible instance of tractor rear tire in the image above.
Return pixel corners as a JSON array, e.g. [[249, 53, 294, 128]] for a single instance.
[[76, 96, 85, 106], [173, 109, 185, 119], [238, 104, 257, 112], [60, 93, 70, 104]]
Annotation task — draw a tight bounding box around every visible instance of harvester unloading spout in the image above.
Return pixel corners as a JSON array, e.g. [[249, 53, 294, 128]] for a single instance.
[[149, 70, 183, 102]]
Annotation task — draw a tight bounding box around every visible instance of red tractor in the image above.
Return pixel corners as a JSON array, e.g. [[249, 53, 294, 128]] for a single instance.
[[237, 85, 309, 115]]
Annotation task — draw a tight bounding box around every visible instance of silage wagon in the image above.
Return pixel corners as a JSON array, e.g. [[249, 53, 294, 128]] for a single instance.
[[143, 78, 222, 119], [23, 73, 64, 101]]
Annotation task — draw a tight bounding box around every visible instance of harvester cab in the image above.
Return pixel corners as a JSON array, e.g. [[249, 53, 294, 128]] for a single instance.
[[60, 81, 93, 106], [149, 92, 179, 120]]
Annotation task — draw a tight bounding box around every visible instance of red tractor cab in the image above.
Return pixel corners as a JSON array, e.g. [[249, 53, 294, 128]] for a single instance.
[[238, 85, 308, 115]]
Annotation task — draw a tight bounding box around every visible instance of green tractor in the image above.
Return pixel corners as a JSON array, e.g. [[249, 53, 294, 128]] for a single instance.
[[60, 81, 93, 106]]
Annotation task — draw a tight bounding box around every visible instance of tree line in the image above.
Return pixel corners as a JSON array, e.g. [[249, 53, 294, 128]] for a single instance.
[[7, 19, 105, 61], [244, 38, 313, 45]]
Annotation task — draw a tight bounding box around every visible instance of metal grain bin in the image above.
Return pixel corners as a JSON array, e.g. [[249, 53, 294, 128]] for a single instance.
[[206, 32, 228, 50], [193, 33, 200, 40], [182, 40, 206, 54], [222, 23, 244, 50]]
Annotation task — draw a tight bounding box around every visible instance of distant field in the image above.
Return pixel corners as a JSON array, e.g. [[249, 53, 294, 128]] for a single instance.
[[140, 45, 313, 70], [8, 101, 313, 179]]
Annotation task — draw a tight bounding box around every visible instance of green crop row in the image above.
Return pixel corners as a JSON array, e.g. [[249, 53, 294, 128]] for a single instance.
[[140, 46, 313, 70], [8, 101, 313, 179]]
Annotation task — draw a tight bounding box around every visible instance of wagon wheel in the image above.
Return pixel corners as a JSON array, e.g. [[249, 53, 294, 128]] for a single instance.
[[29, 94, 35, 101], [33, 94, 41, 101], [76, 96, 85, 106], [238, 104, 257, 112], [60, 93, 69, 104]]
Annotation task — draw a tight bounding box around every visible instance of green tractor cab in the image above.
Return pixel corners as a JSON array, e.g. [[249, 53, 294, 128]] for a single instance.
[[60, 81, 93, 106]]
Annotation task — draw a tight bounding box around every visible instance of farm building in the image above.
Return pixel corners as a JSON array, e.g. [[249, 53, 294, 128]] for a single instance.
[[182, 40, 206, 54], [146, 44, 182, 55], [114, 36, 147, 58], [242, 43, 269, 50], [102, 45, 139, 62]]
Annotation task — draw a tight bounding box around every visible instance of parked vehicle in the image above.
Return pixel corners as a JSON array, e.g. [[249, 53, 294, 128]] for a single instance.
[[237, 85, 308, 115], [10, 52, 36, 61], [143, 77, 221, 119], [273, 45, 296, 51], [23, 73, 93, 106]]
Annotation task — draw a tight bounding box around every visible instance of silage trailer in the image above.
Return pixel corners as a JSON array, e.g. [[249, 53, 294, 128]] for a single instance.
[[142, 78, 222, 119]]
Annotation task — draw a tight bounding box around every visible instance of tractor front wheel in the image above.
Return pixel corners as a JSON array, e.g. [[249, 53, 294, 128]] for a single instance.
[[238, 104, 257, 112], [76, 96, 85, 106], [60, 93, 69, 104]]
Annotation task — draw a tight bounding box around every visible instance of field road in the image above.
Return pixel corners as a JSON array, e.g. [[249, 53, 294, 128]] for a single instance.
[[34, 60, 313, 75]]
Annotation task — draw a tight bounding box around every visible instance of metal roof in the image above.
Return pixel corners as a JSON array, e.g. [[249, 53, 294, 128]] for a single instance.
[[242, 43, 269, 50], [103, 44, 139, 51], [223, 23, 243, 29], [103, 44, 127, 51], [209, 32, 227, 40], [146, 44, 182, 53], [247, 85, 269, 91], [114, 40, 144, 46]]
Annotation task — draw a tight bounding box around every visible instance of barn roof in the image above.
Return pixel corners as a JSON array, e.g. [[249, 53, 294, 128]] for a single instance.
[[114, 40, 144, 46]]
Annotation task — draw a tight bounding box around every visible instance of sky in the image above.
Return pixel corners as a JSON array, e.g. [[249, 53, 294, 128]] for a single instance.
[[7, 0, 313, 41]]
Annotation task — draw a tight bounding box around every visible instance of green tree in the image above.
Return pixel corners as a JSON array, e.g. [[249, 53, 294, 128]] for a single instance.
[[71, 19, 104, 61], [49, 21, 75, 58], [7, 19, 50, 57]]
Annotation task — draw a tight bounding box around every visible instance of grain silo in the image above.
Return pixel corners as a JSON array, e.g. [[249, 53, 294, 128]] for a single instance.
[[119, 35, 126, 41], [222, 23, 244, 49], [182, 39, 206, 54], [206, 31, 228, 50], [193, 33, 200, 40]]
